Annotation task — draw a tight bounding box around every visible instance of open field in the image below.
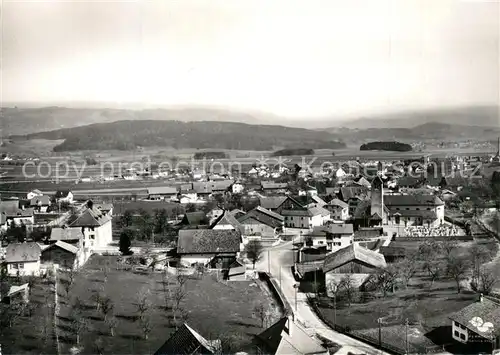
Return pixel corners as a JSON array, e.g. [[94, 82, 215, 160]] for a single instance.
[[311, 236, 499, 354], [55, 255, 281, 355], [1, 277, 57, 355]]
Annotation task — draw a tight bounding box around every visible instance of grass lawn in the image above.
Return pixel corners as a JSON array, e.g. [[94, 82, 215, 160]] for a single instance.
[[56, 255, 281, 355], [1, 277, 57, 355]]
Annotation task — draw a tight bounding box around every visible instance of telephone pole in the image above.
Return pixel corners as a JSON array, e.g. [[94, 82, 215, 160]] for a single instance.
[[405, 318, 409, 355]]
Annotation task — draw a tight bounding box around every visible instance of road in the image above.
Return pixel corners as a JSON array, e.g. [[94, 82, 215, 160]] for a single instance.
[[255, 241, 391, 355]]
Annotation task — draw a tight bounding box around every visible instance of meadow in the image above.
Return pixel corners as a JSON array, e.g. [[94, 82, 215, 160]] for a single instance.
[[55, 255, 281, 355]]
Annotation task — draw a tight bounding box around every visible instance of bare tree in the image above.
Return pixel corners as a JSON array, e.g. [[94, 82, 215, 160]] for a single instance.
[[140, 314, 152, 340], [374, 268, 397, 297], [469, 244, 491, 287], [161, 271, 171, 311], [194, 263, 206, 279], [253, 303, 267, 328], [339, 274, 357, 306], [61, 268, 76, 298], [446, 252, 470, 293], [136, 288, 152, 321], [396, 253, 419, 288], [102, 259, 110, 283], [71, 313, 89, 345], [91, 288, 104, 312], [171, 285, 186, 325], [100, 296, 114, 321], [94, 337, 104, 355], [440, 240, 458, 260], [105, 315, 118, 337], [176, 270, 188, 288], [418, 241, 442, 289], [479, 267, 497, 295]]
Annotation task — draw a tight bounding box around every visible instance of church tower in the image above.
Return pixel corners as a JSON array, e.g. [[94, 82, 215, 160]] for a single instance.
[[371, 176, 384, 224]]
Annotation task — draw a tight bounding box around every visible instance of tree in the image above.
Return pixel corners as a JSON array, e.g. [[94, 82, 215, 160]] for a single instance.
[[171, 285, 186, 326], [61, 268, 76, 297], [373, 268, 397, 297], [194, 263, 206, 279], [244, 240, 264, 269], [121, 209, 134, 228], [140, 314, 152, 340], [396, 252, 419, 288], [339, 274, 357, 306], [469, 244, 491, 287], [154, 208, 169, 234], [119, 228, 133, 255], [71, 313, 89, 345], [446, 252, 470, 293], [185, 203, 197, 213], [440, 240, 458, 261], [91, 288, 104, 312], [478, 268, 497, 294], [418, 241, 442, 289], [105, 315, 118, 337], [253, 303, 267, 328], [100, 296, 114, 321], [136, 288, 152, 321]]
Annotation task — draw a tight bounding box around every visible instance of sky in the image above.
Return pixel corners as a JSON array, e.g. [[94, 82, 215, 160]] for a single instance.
[[1, 0, 499, 118]]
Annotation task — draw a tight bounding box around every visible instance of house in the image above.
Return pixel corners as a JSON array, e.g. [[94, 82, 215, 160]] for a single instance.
[[324, 198, 349, 221], [179, 191, 199, 204], [147, 187, 178, 201], [26, 189, 43, 200], [323, 243, 386, 295], [259, 196, 288, 213], [335, 167, 348, 179], [94, 203, 113, 216], [54, 190, 73, 204], [282, 206, 330, 230], [178, 212, 209, 229], [302, 224, 354, 253], [224, 259, 247, 281], [384, 194, 445, 227], [449, 294, 500, 349], [308, 195, 328, 208], [29, 195, 51, 212], [154, 323, 220, 355], [232, 182, 245, 194], [338, 186, 369, 202], [207, 208, 225, 223], [229, 208, 246, 220], [0, 200, 35, 228], [41, 240, 82, 269], [209, 210, 245, 234], [176, 229, 242, 267], [4, 242, 42, 276], [238, 206, 284, 238], [255, 315, 328, 355], [68, 204, 113, 249], [261, 181, 289, 194], [2, 283, 30, 304], [298, 185, 318, 197]]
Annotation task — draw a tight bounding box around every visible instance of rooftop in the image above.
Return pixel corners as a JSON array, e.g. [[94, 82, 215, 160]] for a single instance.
[[177, 229, 241, 254], [323, 243, 386, 273], [5, 242, 42, 263], [449, 296, 500, 340]]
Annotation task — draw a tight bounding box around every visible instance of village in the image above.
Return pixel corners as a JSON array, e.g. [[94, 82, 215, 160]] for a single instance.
[[1, 147, 500, 355]]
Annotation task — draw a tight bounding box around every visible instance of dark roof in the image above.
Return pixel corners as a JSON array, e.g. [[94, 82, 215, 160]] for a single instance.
[[69, 208, 111, 227], [29, 195, 51, 206], [327, 198, 348, 209], [209, 210, 244, 234], [323, 244, 386, 273], [154, 323, 217, 355], [261, 181, 288, 190], [384, 194, 444, 207], [55, 190, 71, 198], [5, 243, 42, 263], [353, 228, 383, 239], [308, 224, 353, 236], [239, 206, 284, 229], [281, 206, 329, 217], [50, 227, 83, 241], [177, 229, 241, 254], [379, 246, 406, 258], [340, 186, 369, 201], [147, 187, 178, 195], [180, 212, 207, 226], [43, 240, 79, 255], [449, 297, 500, 340], [259, 196, 287, 210]]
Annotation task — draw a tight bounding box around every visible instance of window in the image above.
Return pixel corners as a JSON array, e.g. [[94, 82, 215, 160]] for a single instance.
[[318, 241, 324, 244], [460, 333, 465, 340], [416, 208, 420, 211], [406, 208, 410, 210], [396, 208, 400, 211], [90, 235, 95, 240], [427, 208, 431, 211], [454, 331, 460, 337]]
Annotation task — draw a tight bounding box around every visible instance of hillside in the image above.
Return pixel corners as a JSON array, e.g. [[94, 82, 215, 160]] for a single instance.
[[19, 120, 347, 152], [0, 106, 281, 136]]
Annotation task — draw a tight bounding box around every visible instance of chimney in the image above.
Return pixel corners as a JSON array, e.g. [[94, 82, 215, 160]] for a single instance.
[[480, 293, 484, 302]]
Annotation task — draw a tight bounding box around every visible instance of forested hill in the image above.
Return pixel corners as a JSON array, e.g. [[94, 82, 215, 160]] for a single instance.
[[21, 120, 347, 152]]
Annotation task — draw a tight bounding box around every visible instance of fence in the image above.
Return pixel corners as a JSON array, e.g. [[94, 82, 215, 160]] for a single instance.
[[258, 272, 292, 315]]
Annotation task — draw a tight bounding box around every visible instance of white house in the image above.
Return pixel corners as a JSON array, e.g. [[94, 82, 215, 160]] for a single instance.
[[5, 243, 42, 276], [384, 194, 445, 227], [232, 182, 245, 194], [303, 224, 354, 253], [55, 190, 73, 204], [26, 189, 43, 200], [177, 229, 242, 267], [282, 206, 330, 231], [68, 204, 113, 249], [325, 198, 349, 221]]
